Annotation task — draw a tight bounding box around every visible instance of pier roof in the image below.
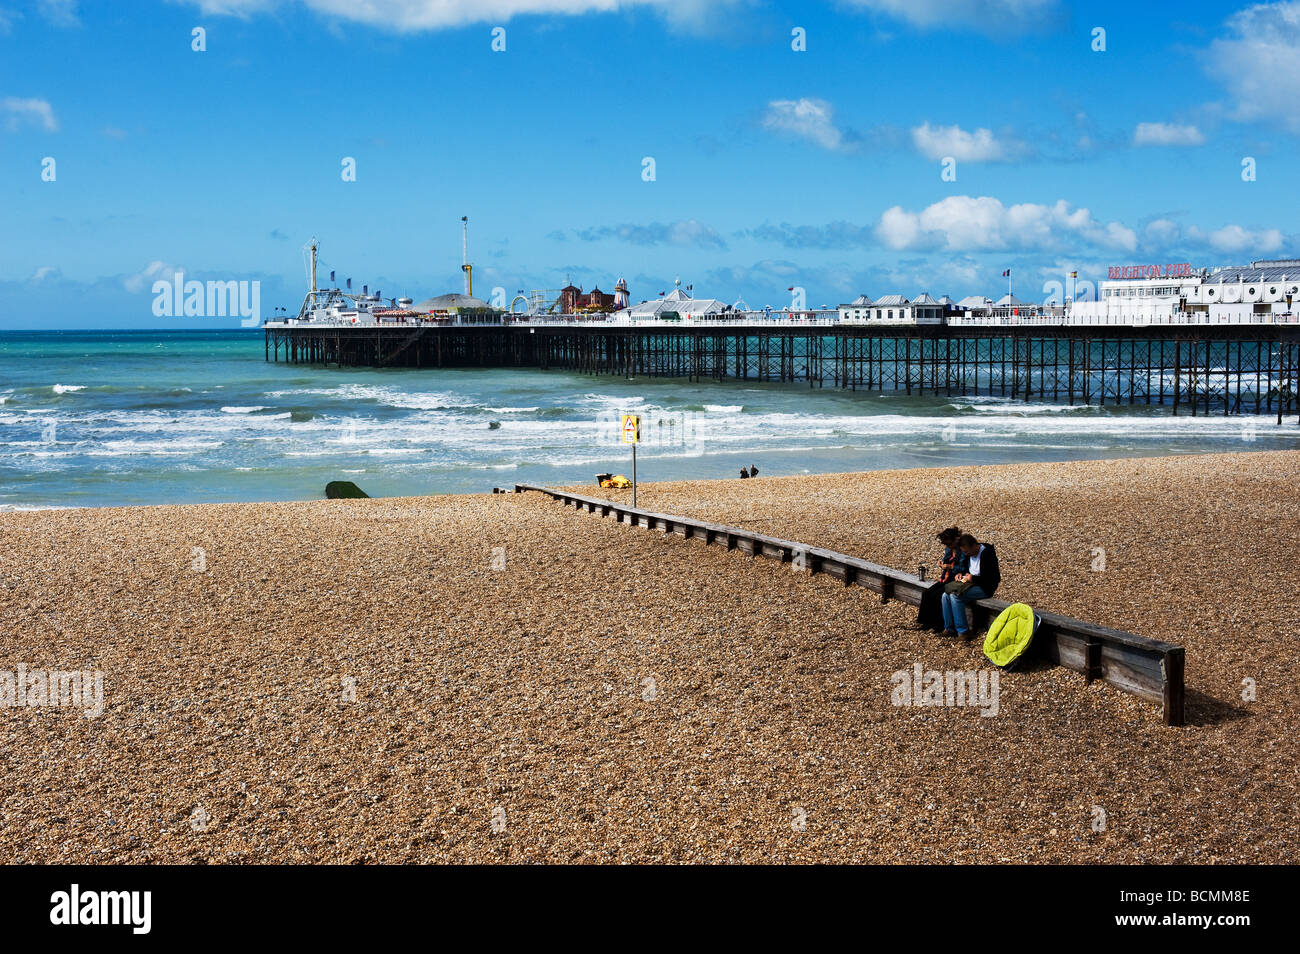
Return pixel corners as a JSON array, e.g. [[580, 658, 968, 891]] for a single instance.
[[619, 288, 730, 318], [413, 293, 492, 312], [1206, 263, 1297, 284]]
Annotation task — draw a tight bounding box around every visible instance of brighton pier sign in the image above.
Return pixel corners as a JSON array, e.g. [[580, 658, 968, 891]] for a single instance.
[[1108, 263, 1194, 280]]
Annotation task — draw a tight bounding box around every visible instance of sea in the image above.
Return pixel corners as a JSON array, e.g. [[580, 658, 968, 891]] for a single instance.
[[1, 329, 1297, 510]]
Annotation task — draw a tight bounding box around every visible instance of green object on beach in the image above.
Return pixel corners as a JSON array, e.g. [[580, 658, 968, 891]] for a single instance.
[[325, 480, 369, 499], [983, 603, 1038, 668]]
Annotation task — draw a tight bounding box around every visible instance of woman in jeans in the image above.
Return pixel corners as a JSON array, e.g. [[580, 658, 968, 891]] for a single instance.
[[941, 533, 1001, 641], [915, 526, 965, 630]]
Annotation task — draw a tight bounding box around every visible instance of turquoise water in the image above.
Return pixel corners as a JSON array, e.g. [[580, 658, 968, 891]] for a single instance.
[[1, 330, 1297, 509]]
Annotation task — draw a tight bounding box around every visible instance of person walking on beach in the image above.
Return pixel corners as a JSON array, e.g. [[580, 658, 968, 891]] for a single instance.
[[941, 533, 1000, 641], [748, 464, 759, 477], [739, 468, 749, 479], [914, 526, 965, 630]]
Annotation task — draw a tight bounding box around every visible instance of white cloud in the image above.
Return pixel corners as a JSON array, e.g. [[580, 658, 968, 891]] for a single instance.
[[1205, 224, 1284, 254], [1142, 219, 1286, 255], [1, 97, 57, 132], [38, 0, 80, 27], [911, 122, 1013, 161], [1207, 1, 1300, 132], [123, 261, 181, 294], [838, 0, 1060, 33], [876, 196, 1137, 253], [1133, 122, 1205, 146], [1144, 218, 1181, 245], [761, 98, 844, 151], [178, 0, 743, 32]]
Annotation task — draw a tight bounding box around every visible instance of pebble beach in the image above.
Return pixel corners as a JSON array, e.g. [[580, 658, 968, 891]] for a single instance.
[[1, 450, 1297, 864]]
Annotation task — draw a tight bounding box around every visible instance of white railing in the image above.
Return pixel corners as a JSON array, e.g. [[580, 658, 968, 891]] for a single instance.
[[948, 312, 1296, 328], [507, 314, 843, 328], [262, 311, 1298, 331]]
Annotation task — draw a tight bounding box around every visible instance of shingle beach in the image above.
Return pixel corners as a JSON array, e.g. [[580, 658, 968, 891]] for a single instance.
[[1, 451, 1296, 863]]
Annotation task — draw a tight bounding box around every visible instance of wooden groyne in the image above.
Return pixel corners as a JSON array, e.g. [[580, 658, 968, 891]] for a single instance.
[[515, 482, 1186, 726], [267, 321, 1300, 418]]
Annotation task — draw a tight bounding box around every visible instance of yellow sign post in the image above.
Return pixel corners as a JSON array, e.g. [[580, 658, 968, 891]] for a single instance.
[[621, 414, 640, 506]]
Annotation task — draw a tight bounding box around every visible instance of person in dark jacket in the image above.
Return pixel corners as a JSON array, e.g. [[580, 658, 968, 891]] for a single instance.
[[915, 526, 965, 630], [941, 533, 1000, 641]]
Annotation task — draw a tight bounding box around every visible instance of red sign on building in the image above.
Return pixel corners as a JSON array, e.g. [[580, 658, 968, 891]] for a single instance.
[[1107, 263, 1194, 280]]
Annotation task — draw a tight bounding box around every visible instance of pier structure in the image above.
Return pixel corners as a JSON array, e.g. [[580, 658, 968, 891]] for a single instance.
[[265, 320, 1300, 418]]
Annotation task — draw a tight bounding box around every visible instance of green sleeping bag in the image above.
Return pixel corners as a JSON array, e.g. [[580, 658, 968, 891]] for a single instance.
[[983, 602, 1038, 668]]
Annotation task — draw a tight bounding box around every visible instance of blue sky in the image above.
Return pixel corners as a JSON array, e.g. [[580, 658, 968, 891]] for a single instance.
[[1, 0, 1298, 327]]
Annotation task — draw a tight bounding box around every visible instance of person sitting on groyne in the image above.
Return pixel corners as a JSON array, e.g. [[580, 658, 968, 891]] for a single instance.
[[941, 533, 1001, 641], [914, 526, 965, 631]]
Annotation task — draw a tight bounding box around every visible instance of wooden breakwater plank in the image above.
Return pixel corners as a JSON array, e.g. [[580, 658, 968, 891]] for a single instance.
[[515, 482, 1186, 727]]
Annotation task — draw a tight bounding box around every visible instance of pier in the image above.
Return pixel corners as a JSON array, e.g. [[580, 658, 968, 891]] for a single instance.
[[266, 319, 1300, 418]]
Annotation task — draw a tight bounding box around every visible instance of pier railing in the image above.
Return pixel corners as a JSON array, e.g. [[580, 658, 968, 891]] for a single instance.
[[507, 314, 843, 328], [515, 483, 1187, 726], [949, 312, 1297, 328], [265, 311, 1299, 331]]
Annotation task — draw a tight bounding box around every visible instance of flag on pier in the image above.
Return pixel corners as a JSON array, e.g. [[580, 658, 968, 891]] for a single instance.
[[1002, 269, 1011, 277]]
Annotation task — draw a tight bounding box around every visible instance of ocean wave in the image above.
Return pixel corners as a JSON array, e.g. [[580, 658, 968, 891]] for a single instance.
[[90, 439, 225, 456], [221, 405, 269, 414], [3, 449, 79, 459], [948, 400, 1099, 415], [264, 383, 471, 411], [52, 384, 86, 394]]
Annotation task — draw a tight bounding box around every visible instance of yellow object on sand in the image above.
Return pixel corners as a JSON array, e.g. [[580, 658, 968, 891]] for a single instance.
[[983, 602, 1038, 668], [600, 475, 632, 489]]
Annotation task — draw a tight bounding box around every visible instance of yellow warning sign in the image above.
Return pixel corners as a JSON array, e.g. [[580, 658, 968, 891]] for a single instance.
[[621, 413, 640, 444]]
